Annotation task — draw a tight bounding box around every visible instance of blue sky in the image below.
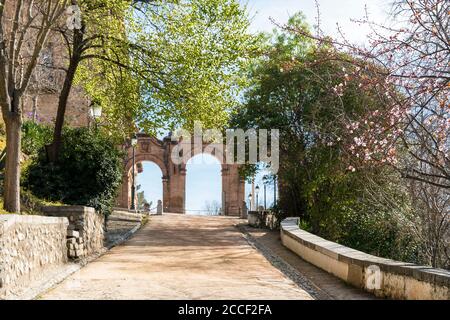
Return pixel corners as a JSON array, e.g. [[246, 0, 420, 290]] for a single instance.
[[137, 0, 390, 214], [185, 154, 222, 214], [244, 0, 389, 43]]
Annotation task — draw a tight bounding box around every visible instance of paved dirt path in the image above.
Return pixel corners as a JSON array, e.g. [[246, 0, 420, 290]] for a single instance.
[[40, 214, 313, 300]]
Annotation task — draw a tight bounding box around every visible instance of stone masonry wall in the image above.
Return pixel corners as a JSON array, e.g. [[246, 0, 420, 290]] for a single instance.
[[0, 215, 68, 299], [43, 206, 105, 260], [3, 1, 90, 128], [281, 217, 450, 300]]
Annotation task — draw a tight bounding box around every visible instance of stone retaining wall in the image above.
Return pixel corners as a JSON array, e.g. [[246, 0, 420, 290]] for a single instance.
[[43, 206, 104, 260], [281, 217, 450, 300], [0, 215, 68, 298]]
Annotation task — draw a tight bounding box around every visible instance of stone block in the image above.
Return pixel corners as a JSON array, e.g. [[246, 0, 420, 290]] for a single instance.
[[67, 230, 79, 238], [44, 205, 105, 259], [347, 264, 364, 288]]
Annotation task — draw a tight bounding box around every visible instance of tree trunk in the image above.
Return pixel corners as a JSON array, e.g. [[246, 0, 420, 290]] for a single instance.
[[46, 60, 78, 162], [3, 114, 22, 213], [47, 26, 83, 163], [32, 95, 38, 122]]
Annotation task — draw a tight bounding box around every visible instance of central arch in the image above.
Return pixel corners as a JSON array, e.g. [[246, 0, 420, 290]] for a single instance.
[[186, 154, 222, 215], [116, 134, 245, 216]]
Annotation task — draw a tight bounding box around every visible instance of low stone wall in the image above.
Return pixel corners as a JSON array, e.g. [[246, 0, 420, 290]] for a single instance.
[[0, 214, 68, 298], [281, 217, 450, 300], [43, 206, 105, 260]]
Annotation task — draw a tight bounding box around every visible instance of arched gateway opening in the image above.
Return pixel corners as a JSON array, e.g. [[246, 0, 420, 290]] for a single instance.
[[135, 161, 163, 212], [116, 134, 245, 216], [186, 154, 222, 215]]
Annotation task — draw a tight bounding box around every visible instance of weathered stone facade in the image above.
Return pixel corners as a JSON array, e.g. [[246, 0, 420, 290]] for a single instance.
[[116, 134, 246, 216], [0, 215, 68, 298], [3, 0, 90, 127], [43, 206, 105, 259]]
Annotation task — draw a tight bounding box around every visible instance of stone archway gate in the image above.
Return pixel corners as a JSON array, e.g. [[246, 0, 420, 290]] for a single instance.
[[116, 134, 245, 216]]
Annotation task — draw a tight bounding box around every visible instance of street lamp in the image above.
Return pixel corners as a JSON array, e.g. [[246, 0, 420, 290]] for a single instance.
[[274, 176, 277, 206], [130, 134, 138, 211], [89, 101, 102, 130], [263, 176, 268, 210], [248, 193, 252, 211], [255, 185, 260, 211], [89, 103, 102, 119]]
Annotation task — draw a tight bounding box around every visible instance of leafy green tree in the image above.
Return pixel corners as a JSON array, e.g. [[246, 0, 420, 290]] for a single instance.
[[47, 0, 138, 160], [0, 0, 69, 212], [48, 0, 257, 160], [232, 13, 418, 262], [133, 0, 258, 132]]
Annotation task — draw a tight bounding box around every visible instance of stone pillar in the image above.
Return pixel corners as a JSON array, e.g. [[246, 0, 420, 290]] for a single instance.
[[116, 170, 133, 209], [241, 201, 248, 219], [157, 200, 163, 215], [162, 176, 170, 212], [221, 164, 245, 216], [166, 165, 186, 213]]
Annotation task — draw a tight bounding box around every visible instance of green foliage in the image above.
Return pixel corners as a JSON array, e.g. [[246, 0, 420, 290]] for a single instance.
[[22, 127, 124, 215], [73, 0, 258, 141], [21, 121, 53, 156], [130, 0, 259, 132], [20, 189, 64, 215], [232, 14, 419, 263]]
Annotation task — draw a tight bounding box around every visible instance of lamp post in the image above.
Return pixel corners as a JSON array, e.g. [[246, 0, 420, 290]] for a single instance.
[[263, 176, 268, 210], [130, 134, 138, 211], [264, 184, 267, 210], [89, 101, 102, 130], [255, 185, 260, 211], [274, 176, 277, 206], [248, 193, 252, 211]]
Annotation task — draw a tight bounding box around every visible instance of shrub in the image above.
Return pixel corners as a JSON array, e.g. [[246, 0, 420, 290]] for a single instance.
[[21, 120, 53, 156], [20, 189, 64, 215], [23, 127, 124, 215]]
